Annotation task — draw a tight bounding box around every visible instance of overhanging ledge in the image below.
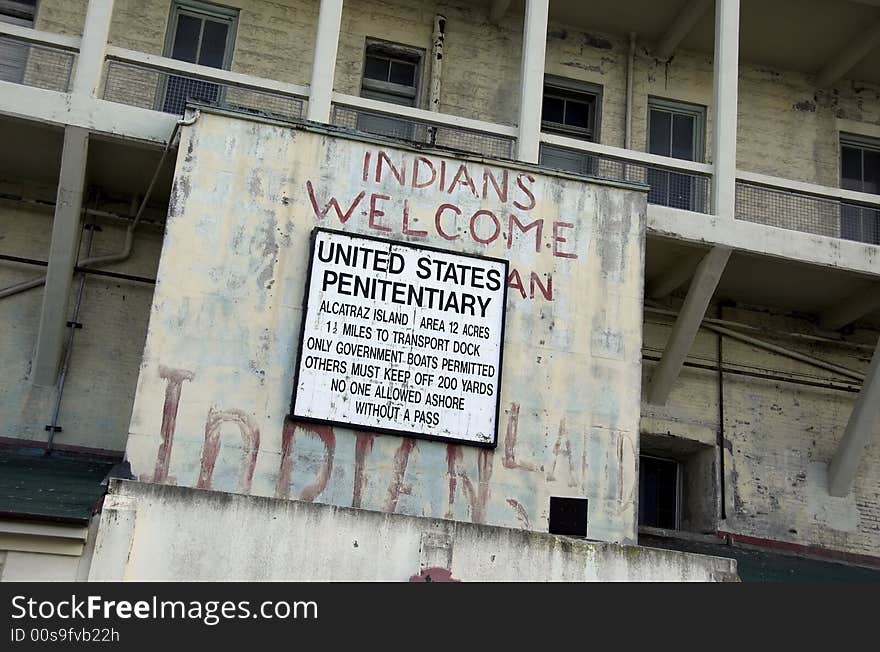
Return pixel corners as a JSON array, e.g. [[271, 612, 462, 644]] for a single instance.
[[648, 204, 880, 278]]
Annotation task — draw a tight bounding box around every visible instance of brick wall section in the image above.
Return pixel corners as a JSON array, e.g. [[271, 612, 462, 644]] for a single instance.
[[643, 310, 880, 558]]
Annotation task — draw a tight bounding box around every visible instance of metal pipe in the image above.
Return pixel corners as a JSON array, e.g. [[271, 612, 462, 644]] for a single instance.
[[0, 110, 199, 301], [644, 305, 877, 352], [46, 224, 95, 453], [645, 304, 866, 382], [0, 253, 156, 284], [429, 14, 446, 112]]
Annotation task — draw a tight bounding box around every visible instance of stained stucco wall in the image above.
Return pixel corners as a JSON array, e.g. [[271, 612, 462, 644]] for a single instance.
[[35, 0, 880, 184], [88, 479, 738, 581], [122, 110, 646, 543]]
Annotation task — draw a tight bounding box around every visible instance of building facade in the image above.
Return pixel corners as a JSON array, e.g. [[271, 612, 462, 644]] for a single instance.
[[1, 0, 879, 581]]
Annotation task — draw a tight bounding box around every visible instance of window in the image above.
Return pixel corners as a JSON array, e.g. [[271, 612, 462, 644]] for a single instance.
[[0, 0, 35, 25], [840, 136, 880, 244], [0, 0, 36, 83], [647, 97, 706, 211], [539, 77, 602, 176], [161, 1, 238, 115], [358, 39, 423, 140], [638, 455, 680, 530]]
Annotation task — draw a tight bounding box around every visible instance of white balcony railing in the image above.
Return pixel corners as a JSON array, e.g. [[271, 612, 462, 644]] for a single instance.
[[0, 22, 79, 93], [736, 172, 880, 244], [1, 20, 879, 248], [330, 93, 518, 160]]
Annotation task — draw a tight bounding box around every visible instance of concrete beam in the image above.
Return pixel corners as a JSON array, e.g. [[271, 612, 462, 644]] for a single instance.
[[516, 0, 549, 164], [819, 287, 880, 331], [72, 0, 114, 97], [32, 126, 89, 387], [646, 252, 705, 299], [653, 0, 713, 61], [647, 246, 731, 405], [306, 0, 343, 123], [817, 20, 880, 87], [828, 336, 880, 496], [711, 0, 740, 220], [490, 0, 512, 25]]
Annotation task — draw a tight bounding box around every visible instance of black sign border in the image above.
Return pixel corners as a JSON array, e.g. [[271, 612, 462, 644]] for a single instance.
[[288, 227, 509, 449]]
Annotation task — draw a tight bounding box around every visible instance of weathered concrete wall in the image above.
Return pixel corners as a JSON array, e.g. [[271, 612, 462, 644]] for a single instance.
[[89, 479, 738, 581], [0, 191, 162, 452], [642, 306, 880, 559], [123, 110, 646, 543]]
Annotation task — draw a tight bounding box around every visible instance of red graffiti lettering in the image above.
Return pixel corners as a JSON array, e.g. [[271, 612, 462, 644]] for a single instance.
[[384, 438, 416, 512], [274, 419, 336, 501], [445, 445, 493, 524], [507, 215, 543, 252], [502, 402, 539, 471], [352, 432, 375, 509], [435, 203, 461, 241], [469, 209, 501, 245], [552, 221, 578, 259], [306, 181, 365, 224], [150, 365, 194, 483], [197, 407, 260, 493]]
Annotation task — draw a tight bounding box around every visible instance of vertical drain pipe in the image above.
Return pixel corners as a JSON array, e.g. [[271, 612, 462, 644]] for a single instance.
[[46, 221, 96, 454], [716, 303, 727, 520], [427, 13, 447, 145]]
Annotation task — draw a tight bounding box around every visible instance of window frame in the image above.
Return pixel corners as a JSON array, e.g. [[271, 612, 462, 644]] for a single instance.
[[646, 96, 706, 163], [840, 133, 880, 194], [360, 38, 424, 108], [0, 0, 36, 25], [162, 0, 239, 71], [540, 75, 603, 142]]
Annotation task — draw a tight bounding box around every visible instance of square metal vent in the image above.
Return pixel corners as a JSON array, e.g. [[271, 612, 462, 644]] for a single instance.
[[549, 496, 588, 537]]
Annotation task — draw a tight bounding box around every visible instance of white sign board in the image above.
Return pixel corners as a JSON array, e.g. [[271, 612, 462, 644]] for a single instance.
[[291, 229, 508, 447]]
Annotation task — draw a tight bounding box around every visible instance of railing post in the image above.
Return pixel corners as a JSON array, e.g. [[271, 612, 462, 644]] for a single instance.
[[71, 0, 115, 98], [516, 0, 549, 164], [711, 0, 740, 219], [307, 0, 344, 123]]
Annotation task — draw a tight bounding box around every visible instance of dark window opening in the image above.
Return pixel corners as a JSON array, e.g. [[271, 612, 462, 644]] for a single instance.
[[638, 455, 680, 530], [358, 40, 423, 140], [538, 77, 602, 177], [647, 98, 706, 211], [162, 1, 238, 115], [840, 138, 880, 245], [0, 0, 36, 84], [0, 0, 36, 25]]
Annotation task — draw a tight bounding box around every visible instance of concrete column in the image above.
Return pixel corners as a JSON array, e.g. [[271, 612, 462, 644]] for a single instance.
[[306, 0, 344, 123], [828, 337, 880, 496], [647, 246, 731, 405], [32, 127, 89, 387], [71, 0, 115, 97], [516, 0, 549, 163], [710, 0, 740, 219]]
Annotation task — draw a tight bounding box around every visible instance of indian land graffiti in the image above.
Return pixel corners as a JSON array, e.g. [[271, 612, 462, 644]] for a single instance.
[[303, 149, 582, 301], [142, 365, 632, 528]]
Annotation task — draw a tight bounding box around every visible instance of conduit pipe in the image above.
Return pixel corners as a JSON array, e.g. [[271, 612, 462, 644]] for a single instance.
[[0, 110, 200, 301], [645, 304, 866, 382]]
